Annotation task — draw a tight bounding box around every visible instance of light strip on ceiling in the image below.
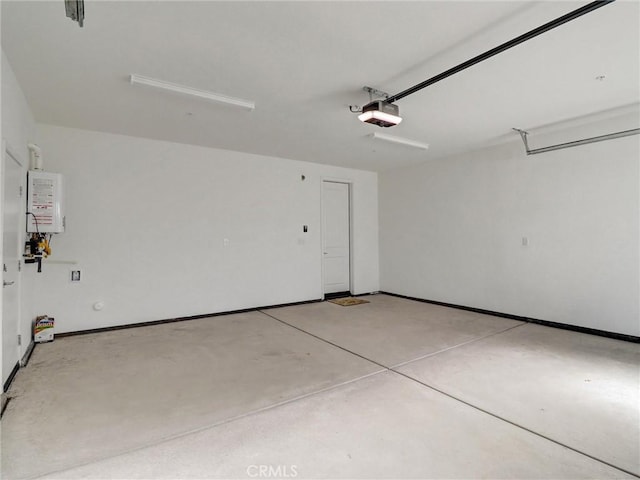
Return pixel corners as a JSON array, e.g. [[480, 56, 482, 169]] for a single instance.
[[369, 132, 429, 150], [129, 74, 255, 110]]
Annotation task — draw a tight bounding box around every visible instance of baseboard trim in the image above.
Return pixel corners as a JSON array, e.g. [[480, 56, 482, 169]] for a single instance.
[[20, 340, 36, 367], [56, 298, 324, 338], [37, 292, 639, 343], [0, 393, 10, 418], [3, 361, 20, 393], [1, 341, 37, 402], [523, 316, 640, 343], [380, 291, 640, 344]]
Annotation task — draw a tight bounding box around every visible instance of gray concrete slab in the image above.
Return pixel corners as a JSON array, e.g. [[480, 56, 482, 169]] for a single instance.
[[397, 323, 640, 475], [38, 372, 631, 479], [265, 294, 524, 367], [1, 311, 381, 479]]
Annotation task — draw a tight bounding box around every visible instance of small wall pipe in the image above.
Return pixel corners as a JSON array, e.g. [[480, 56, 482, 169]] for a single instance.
[[27, 143, 43, 170]]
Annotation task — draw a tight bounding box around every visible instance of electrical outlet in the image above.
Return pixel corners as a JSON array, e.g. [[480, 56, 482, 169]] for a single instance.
[[70, 270, 81, 282]]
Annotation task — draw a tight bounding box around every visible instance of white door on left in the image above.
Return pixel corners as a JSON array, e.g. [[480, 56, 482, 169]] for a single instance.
[[322, 181, 350, 295], [2, 146, 23, 387]]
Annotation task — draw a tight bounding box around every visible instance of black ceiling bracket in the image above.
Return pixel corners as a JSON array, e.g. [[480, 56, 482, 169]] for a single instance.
[[512, 128, 531, 152], [363, 86, 389, 102], [350, 86, 391, 113], [64, 0, 85, 27]]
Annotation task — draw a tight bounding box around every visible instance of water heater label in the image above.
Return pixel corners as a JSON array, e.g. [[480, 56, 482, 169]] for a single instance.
[[27, 171, 64, 233], [31, 177, 55, 226]]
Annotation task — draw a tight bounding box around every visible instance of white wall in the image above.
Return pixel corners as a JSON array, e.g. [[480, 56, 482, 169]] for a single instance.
[[1, 51, 37, 367], [1, 53, 36, 165], [379, 112, 640, 337], [26, 125, 379, 333]]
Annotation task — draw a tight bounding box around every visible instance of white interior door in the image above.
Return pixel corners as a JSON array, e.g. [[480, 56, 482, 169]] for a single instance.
[[2, 147, 23, 387], [322, 181, 350, 295]]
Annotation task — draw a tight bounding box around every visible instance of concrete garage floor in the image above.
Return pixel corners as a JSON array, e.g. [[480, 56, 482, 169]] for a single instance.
[[1, 294, 638, 479]]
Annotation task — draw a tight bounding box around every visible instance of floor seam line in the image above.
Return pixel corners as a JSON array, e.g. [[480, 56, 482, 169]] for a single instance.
[[388, 368, 640, 479], [390, 321, 527, 369], [258, 309, 391, 371], [27, 369, 387, 480]]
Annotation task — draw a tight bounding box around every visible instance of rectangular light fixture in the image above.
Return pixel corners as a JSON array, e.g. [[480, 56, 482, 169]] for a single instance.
[[129, 74, 255, 110], [369, 132, 429, 150], [358, 101, 402, 127]]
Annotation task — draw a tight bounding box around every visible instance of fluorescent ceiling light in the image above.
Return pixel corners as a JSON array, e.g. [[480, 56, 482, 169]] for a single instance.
[[369, 132, 429, 150], [130, 74, 255, 110]]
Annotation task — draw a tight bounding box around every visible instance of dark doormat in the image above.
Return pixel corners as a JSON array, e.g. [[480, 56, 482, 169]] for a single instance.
[[328, 297, 370, 307]]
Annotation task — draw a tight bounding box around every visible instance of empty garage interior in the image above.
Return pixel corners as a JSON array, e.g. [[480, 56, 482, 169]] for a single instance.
[[1, 1, 639, 479]]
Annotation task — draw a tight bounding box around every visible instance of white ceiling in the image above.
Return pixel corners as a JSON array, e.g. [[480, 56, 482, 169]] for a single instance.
[[2, 1, 639, 171]]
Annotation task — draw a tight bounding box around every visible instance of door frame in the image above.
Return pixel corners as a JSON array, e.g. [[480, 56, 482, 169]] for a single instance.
[[2, 139, 25, 390], [320, 177, 354, 299]]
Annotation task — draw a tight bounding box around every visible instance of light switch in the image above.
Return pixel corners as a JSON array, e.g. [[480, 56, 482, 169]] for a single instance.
[[223, 238, 230, 247]]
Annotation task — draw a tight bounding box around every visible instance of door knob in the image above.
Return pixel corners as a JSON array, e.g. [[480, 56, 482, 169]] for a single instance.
[[3, 281, 15, 287]]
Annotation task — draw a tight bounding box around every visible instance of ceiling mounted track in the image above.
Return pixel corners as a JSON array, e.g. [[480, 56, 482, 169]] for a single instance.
[[384, 0, 615, 105], [513, 127, 640, 155]]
